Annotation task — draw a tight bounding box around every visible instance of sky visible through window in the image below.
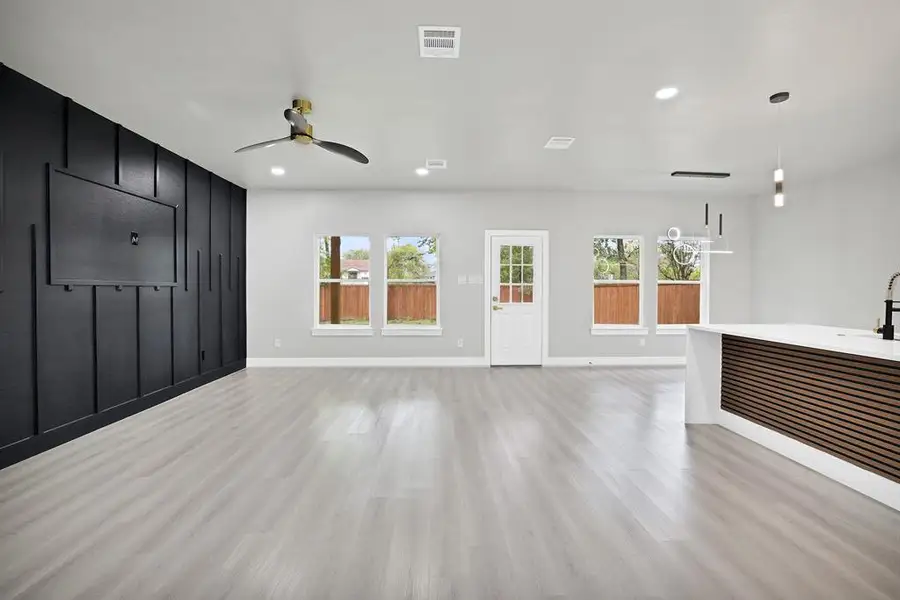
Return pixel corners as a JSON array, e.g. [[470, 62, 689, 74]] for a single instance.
[[336, 236, 369, 253]]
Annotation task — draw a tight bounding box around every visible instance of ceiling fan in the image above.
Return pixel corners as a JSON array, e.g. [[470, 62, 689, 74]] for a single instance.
[[234, 99, 369, 164]]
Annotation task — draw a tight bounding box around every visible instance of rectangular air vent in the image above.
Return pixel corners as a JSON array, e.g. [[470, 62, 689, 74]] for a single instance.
[[425, 159, 448, 170], [671, 171, 731, 179], [419, 26, 461, 58], [544, 136, 576, 150]]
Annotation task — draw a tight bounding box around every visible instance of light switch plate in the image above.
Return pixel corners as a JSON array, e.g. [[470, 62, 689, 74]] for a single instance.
[[468, 274, 484, 285], [457, 275, 468, 285]]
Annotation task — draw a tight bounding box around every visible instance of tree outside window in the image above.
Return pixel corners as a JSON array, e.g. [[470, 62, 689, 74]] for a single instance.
[[386, 236, 438, 326], [657, 239, 705, 326], [593, 237, 642, 326], [317, 236, 371, 326]]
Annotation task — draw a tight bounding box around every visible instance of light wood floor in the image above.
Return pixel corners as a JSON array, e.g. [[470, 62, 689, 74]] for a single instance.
[[0, 367, 898, 600]]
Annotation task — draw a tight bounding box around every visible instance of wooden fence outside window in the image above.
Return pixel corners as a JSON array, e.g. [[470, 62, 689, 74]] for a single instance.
[[593, 281, 701, 325], [320, 283, 437, 323]]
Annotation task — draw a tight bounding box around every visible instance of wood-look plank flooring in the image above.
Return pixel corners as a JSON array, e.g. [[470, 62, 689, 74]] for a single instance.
[[0, 367, 898, 599]]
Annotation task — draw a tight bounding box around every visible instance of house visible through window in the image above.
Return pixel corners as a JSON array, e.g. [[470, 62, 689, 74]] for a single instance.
[[657, 238, 706, 326], [593, 236, 642, 326], [385, 236, 438, 327], [317, 235, 371, 326]]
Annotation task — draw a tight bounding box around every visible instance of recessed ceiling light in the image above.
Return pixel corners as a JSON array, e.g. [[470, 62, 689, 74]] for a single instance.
[[655, 87, 679, 100], [271, 166, 285, 176], [415, 167, 429, 176]]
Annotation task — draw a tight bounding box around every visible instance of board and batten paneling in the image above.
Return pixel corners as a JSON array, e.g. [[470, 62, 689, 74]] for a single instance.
[[0, 64, 247, 468], [721, 335, 900, 484]]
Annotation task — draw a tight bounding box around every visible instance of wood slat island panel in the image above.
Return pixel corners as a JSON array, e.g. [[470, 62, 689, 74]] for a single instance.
[[721, 335, 900, 484]]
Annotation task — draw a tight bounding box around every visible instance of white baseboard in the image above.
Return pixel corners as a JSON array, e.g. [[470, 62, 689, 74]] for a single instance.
[[247, 356, 489, 368], [249, 356, 685, 368], [543, 356, 686, 367]]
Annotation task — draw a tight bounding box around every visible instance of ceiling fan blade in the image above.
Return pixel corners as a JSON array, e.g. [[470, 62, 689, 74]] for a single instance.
[[310, 137, 370, 164], [234, 136, 292, 154], [283, 108, 306, 131]]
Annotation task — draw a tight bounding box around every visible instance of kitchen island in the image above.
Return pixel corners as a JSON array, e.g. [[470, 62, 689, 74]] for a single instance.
[[685, 324, 900, 510]]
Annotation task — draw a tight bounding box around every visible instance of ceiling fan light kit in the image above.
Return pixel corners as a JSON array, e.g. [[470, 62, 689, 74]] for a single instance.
[[234, 98, 369, 164]]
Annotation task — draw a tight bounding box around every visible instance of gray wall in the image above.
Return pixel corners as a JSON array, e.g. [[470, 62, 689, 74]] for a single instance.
[[750, 151, 900, 329], [247, 191, 753, 359]]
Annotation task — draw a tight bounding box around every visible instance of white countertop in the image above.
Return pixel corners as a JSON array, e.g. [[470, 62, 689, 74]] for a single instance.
[[688, 323, 900, 363]]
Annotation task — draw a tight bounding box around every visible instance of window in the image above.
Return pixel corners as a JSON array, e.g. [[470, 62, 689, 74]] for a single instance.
[[499, 244, 535, 303], [315, 235, 371, 332], [593, 236, 642, 329], [657, 238, 708, 328], [384, 236, 439, 333]]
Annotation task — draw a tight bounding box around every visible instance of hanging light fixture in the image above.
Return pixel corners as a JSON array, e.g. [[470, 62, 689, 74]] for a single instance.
[[698, 204, 734, 254], [705, 212, 734, 254], [770, 91, 790, 207]]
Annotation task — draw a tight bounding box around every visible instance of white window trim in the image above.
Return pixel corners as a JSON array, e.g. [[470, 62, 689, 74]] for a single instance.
[[313, 235, 373, 331], [591, 235, 644, 332], [382, 235, 441, 335], [655, 325, 688, 335], [382, 326, 443, 337], [655, 236, 710, 331], [311, 325, 374, 337], [591, 327, 649, 336]]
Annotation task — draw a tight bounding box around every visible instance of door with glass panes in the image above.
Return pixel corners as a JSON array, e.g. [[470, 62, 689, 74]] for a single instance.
[[490, 236, 542, 365]]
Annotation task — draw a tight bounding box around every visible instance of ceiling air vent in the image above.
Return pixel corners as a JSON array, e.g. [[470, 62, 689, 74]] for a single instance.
[[425, 159, 448, 170], [419, 26, 461, 58], [544, 136, 576, 150]]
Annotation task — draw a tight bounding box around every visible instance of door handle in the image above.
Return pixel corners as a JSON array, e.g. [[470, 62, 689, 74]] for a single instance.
[[492, 305, 503, 311]]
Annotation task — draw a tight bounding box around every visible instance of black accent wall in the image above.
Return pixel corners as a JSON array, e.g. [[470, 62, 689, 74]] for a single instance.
[[0, 65, 247, 469]]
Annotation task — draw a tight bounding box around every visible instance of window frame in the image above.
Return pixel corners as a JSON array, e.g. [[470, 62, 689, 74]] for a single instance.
[[655, 235, 710, 334], [382, 235, 442, 336], [591, 234, 647, 336], [312, 234, 374, 336]]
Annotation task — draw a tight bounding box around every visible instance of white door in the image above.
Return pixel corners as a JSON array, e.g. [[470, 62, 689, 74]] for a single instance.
[[490, 236, 543, 365]]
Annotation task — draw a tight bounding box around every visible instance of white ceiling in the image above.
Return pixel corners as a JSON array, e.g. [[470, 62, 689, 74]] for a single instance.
[[2, 0, 899, 194]]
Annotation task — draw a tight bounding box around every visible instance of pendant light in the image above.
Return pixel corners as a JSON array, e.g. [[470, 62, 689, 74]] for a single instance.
[[705, 212, 734, 254], [770, 91, 790, 207], [698, 203, 734, 254]]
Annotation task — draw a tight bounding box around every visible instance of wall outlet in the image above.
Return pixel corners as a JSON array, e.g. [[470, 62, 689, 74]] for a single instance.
[[457, 338, 464, 348], [274, 338, 282, 348]]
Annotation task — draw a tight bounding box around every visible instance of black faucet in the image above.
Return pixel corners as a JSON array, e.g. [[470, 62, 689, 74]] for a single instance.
[[877, 272, 900, 340]]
